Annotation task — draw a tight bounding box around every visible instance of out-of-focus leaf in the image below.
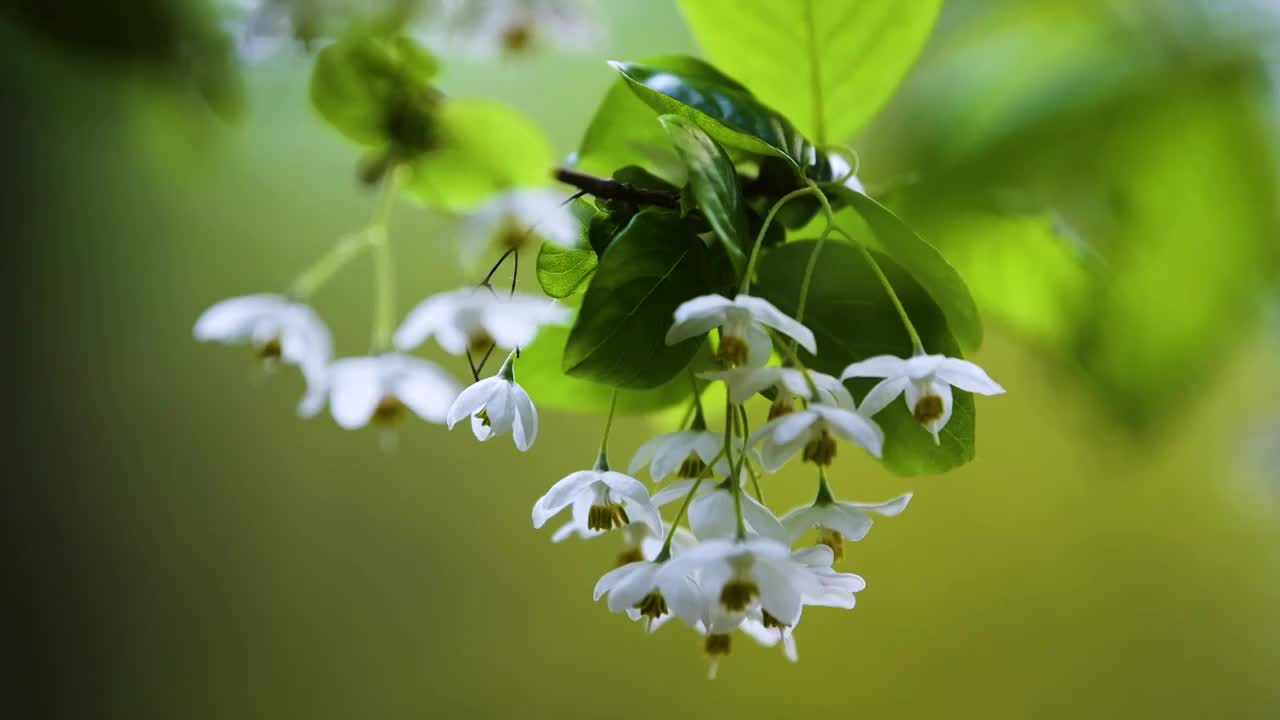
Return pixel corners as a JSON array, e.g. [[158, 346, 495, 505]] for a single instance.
[[659, 115, 749, 277], [520, 325, 708, 414], [403, 99, 553, 212], [826, 185, 983, 351], [611, 58, 815, 170], [564, 208, 710, 388], [309, 32, 439, 150], [755, 240, 975, 476], [536, 243, 597, 299], [677, 0, 942, 144]]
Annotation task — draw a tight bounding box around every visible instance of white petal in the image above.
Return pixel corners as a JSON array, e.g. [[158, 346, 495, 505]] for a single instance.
[[660, 575, 705, 629], [688, 490, 737, 540], [815, 406, 884, 458], [780, 506, 823, 543], [925, 379, 953, 445], [840, 354, 909, 380], [845, 492, 912, 517], [754, 559, 803, 627], [859, 375, 910, 417], [791, 544, 835, 569], [649, 432, 703, 481], [935, 357, 1005, 395], [446, 377, 501, 428], [651, 479, 697, 508], [741, 493, 787, 543], [765, 411, 818, 447], [532, 471, 599, 528], [193, 294, 287, 343], [278, 303, 332, 371], [743, 322, 774, 368], [904, 353, 947, 379], [480, 381, 516, 436], [512, 189, 581, 247], [392, 291, 461, 352], [607, 563, 661, 612], [485, 295, 570, 350], [665, 295, 733, 345], [811, 372, 855, 410], [510, 382, 538, 451], [627, 434, 665, 476], [327, 357, 385, 430], [734, 295, 816, 354], [700, 368, 780, 405], [598, 471, 653, 508], [822, 504, 874, 542], [594, 562, 642, 601], [390, 356, 460, 424], [757, 431, 809, 472]]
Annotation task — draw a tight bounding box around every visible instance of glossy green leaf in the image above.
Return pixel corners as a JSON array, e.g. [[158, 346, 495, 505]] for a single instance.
[[519, 325, 708, 414], [659, 114, 749, 277], [678, 0, 942, 144], [611, 58, 815, 170], [310, 32, 439, 150], [403, 99, 553, 212], [564, 208, 711, 388], [536, 243, 597, 299], [826, 185, 983, 351], [755, 240, 975, 476]]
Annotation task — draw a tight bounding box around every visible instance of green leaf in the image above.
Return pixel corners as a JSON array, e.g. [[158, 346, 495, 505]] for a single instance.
[[755, 240, 975, 476], [659, 115, 749, 277], [826, 186, 983, 351], [519, 325, 708, 414], [536, 243, 598, 299], [678, 0, 942, 144], [564, 208, 711, 388], [611, 58, 816, 170], [310, 32, 439, 150], [403, 99, 553, 212]]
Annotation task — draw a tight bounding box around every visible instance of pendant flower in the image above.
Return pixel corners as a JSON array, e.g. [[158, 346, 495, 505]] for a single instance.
[[628, 426, 731, 482], [326, 353, 459, 430], [456, 188, 581, 268], [700, 366, 854, 414], [843, 353, 1005, 444], [532, 460, 662, 537], [749, 403, 884, 470], [675, 480, 788, 543], [781, 493, 912, 561], [414, 0, 605, 58], [446, 353, 538, 451], [665, 294, 816, 368], [194, 293, 333, 416], [593, 558, 703, 629], [393, 288, 570, 356], [656, 538, 820, 628]]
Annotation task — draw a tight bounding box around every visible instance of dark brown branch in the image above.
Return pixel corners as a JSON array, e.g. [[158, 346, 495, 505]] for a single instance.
[[553, 168, 680, 209]]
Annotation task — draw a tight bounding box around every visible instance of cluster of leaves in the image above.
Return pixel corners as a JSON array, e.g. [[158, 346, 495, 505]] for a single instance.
[[527, 0, 979, 477]]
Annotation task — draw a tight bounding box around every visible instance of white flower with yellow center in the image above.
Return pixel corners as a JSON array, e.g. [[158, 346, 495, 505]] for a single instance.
[[532, 457, 663, 540], [665, 294, 816, 368], [628, 425, 731, 482], [843, 353, 1004, 444], [658, 478, 786, 543], [457, 188, 581, 268], [325, 353, 458, 430], [446, 353, 538, 451], [740, 545, 867, 663], [656, 538, 819, 630], [700, 366, 854, 416], [593, 555, 703, 629], [749, 403, 884, 470], [194, 293, 333, 416], [782, 493, 911, 562], [393, 289, 569, 356]]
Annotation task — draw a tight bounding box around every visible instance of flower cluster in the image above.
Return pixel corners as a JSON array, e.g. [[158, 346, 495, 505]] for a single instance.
[[527, 292, 1003, 677]]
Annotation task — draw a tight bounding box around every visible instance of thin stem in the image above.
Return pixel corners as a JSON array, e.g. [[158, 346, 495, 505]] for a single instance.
[[369, 167, 404, 352], [836, 226, 925, 353], [687, 368, 707, 429], [736, 405, 763, 503], [510, 246, 520, 297], [740, 186, 815, 295], [814, 466, 834, 504], [795, 180, 835, 326], [289, 231, 374, 299], [599, 388, 620, 451], [770, 329, 819, 398], [654, 448, 725, 562], [480, 247, 516, 287], [725, 395, 746, 539]]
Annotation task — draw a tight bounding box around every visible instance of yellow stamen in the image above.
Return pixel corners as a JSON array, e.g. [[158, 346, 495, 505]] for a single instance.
[[719, 579, 759, 612], [635, 592, 668, 619], [716, 335, 749, 367], [802, 428, 837, 466], [817, 527, 844, 562], [914, 394, 944, 424]]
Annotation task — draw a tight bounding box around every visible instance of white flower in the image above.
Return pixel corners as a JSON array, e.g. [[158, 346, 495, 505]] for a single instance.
[[326, 353, 459, 430], [393, 288, 570, 355], [628, 427, 731, 482], [457, 188, 580, 268], [739, 545, 866, 663], [532, 462, 663, 539], [593, 558, 703, 629], [194, 293, 333, 416], [666, 294, 816, 368], [749, 403, 884, 470], [700, 366, 854, 411], [782, 493, 912, 561], [413, 0, 605, 58], [657, 538, 820, 628], [655, 478, 786, 543], [843, 353, 1005, 444], [446, 353, 538, 451]]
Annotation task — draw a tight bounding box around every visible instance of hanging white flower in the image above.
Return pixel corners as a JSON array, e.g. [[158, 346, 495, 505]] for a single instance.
[[393, 288, 570, 356], [843, 353, 1005, 444], [700, 366, 854, 413], [666, 294, 817, 368], [456, 188, 581, 269], [593, 557, 704, 629], [656, 538, 820, 628], [446, 352, 538, 450], [413, 0, 606, 59], [628, 426, 732, 482], [194, 293, 333, 417], [781, 493, 912, 561], [326, 353, 459, 430], [749, 403, 884, 470], [531, 460, 663, 536], [662, 478, 787, 543]]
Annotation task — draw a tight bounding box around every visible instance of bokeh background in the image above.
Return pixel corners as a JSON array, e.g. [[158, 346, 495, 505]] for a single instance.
[[6, 1, 1279, 718]]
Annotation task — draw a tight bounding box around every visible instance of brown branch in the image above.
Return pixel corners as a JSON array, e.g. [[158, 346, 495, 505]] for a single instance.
[[553, 168, 680, 209]]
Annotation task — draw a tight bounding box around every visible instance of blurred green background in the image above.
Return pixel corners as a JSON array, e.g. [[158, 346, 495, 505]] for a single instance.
[[6, 1, 1279, 717]]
